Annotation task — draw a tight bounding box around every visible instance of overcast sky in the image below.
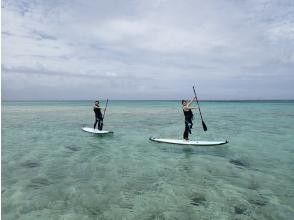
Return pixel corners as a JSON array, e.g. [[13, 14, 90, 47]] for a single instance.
[[2, 0, 294, 100]]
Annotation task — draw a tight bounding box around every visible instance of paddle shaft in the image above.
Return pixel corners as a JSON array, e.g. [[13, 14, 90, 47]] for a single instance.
[[192, 86, 207, 131], [100, 99, 108, 130], [102, 99, 109, 120]]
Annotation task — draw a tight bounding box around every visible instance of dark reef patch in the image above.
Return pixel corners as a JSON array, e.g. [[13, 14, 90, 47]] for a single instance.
[[21, 160, 41, 168], [234, 204, 248, 215], [27, 177, 51, 189], [65, 145, 81, 151], [190, 192, 206, 206], [249, 194, 268, 206], [229, 158, 249, 168]]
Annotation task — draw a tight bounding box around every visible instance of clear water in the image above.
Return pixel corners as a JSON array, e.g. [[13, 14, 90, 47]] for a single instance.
[[2, 100, 294, 220]]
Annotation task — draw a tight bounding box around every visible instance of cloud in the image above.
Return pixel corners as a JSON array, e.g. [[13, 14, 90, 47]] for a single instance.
[[2, 0, 294, 100]]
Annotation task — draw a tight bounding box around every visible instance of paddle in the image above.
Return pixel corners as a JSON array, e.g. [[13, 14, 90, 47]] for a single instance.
[[192, 86, 207, 131], [100, 99, 109, 130]]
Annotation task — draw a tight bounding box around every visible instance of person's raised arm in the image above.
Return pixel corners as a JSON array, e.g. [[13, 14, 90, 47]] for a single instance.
[[187, 97, 196, 107]]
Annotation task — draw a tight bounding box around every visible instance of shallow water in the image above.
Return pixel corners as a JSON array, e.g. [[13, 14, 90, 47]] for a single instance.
[[2, 100, 294, 220]]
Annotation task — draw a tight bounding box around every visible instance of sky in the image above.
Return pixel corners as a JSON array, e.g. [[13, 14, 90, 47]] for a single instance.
[[2, 0, 294, 100]]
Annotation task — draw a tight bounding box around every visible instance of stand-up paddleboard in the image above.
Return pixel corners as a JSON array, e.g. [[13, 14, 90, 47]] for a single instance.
[[82, 127, 113, 134], [150, 137, 228, 146]]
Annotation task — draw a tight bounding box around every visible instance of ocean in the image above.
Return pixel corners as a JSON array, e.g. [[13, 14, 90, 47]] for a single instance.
[[2, 100, 294, 219]]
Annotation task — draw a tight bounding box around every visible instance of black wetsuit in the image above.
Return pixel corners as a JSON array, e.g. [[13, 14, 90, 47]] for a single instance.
[[183, 109, 193, 140], [93, 106, 103, 130]]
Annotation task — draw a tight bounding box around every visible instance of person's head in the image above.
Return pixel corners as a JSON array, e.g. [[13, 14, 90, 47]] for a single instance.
[[95, 100, 99, 105], [182, 100, 187, 106]]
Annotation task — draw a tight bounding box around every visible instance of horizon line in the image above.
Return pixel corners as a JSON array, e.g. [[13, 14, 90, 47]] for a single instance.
[[2, 99, 294, 102]]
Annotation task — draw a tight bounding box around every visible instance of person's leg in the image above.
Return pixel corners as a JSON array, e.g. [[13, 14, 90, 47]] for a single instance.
[[98, 118, 103, 130], [183, 121, 189, 140], [183, 130, 189, 140], [187, 118, 193, 134], [94, 118, 98, 129]]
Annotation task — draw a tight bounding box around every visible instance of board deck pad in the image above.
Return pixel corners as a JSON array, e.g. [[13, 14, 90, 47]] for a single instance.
[[150, 137, 228, 146], [82, 127, 113, 134]]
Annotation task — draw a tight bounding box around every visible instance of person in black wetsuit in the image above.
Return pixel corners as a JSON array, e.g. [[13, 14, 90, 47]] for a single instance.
[[93, 100, 105, 130], [182, 98, 198, 140]]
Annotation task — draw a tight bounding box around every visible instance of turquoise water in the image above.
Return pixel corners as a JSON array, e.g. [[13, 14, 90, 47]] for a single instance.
[[2, 100, 294, 220]]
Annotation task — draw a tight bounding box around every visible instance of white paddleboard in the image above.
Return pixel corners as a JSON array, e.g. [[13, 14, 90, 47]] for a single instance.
[[150, 137, 228, 146], [82, 127, 113, 134]]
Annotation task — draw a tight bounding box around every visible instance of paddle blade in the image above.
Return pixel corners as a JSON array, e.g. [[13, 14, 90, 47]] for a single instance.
[[202, 120, 207, 131]]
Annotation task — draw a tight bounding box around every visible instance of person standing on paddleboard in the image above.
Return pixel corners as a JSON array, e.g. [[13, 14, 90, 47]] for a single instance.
[[93, 100, 105, 130], [182, 98, 198, 140]]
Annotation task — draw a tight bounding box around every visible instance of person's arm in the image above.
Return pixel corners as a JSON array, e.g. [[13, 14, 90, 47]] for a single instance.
[[184, 106, 198, 111], [186, 97, 196, 107], [94, 105, 105, 110]]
